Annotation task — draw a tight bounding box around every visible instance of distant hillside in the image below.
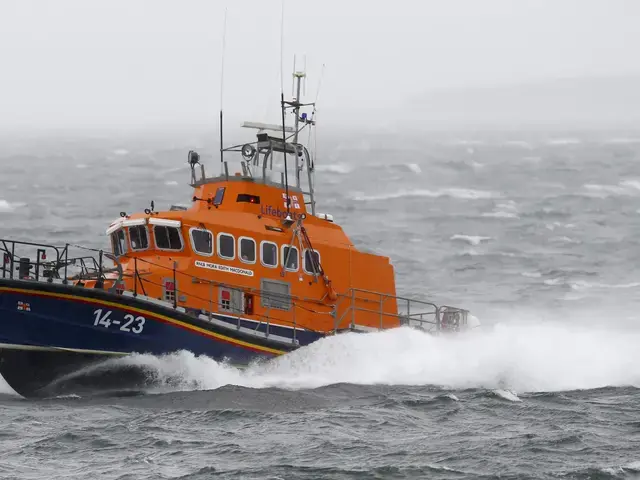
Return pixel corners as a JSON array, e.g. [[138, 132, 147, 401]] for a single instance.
[[397, 75, 640, 131]]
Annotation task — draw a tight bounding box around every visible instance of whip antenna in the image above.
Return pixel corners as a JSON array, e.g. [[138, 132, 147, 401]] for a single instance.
[[279, 0, 292, 222], [219, 7, 228, 166]]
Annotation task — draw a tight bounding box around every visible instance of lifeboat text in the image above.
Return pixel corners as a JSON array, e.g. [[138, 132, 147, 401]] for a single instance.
[[195, 260, 254, 277], [260, 205, 304, 220]]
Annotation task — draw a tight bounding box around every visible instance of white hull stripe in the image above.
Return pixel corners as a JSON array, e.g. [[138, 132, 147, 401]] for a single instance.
[[0, 343, 127, 356]]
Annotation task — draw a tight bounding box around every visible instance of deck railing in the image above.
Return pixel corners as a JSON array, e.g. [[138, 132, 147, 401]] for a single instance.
[[334, 288, 468, 333], [0, 238, 468, 340]]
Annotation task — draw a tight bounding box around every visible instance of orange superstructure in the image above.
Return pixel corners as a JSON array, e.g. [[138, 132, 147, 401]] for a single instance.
[[106, 166, 400, 334], [87, 71, 471, 338]]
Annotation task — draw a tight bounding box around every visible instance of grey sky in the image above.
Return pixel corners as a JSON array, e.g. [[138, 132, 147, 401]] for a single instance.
[[0, 0, 638, 129]]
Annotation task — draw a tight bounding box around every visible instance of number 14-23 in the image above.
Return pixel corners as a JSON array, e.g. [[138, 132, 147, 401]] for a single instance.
[[93, 309, 145, 334]]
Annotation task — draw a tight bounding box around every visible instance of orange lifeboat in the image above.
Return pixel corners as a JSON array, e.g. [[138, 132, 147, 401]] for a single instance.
[[0, 70, 470, 398]]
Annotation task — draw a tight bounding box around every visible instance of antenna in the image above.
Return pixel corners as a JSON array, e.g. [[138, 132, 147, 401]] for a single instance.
[[219, 7, 228, 166], [280, 0, 292, 222]]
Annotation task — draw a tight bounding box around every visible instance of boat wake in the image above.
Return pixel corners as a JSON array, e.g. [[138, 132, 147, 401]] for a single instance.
[[3, 322, 640, 397]]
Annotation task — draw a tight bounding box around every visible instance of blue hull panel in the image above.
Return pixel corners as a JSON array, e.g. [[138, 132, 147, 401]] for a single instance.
[[0, 279, 318, 396]]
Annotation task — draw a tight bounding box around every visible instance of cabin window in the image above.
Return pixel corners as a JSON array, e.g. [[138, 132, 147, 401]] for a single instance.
[[154, 226, 183, 251], [281, 245, 299, 271], [190, 228, 213, 256], [239, 237, 256, 264], [111, 229, 127, 257], [261, 241, 278, 268], [236, 193, 260, 204], [129, 225, 149, 251], [218, 233, 235, 260], [213, 187, 226, 206], [261, 279, 291, 311], [303, 249, 321, 275]]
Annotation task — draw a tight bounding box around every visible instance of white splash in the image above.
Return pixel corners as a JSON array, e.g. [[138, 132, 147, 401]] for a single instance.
[[450, 234, 492, 246], [78, 323, 640, 395]]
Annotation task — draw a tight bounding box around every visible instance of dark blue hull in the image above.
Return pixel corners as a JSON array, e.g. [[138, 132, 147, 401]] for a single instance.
[[0, 279, 319, 397]]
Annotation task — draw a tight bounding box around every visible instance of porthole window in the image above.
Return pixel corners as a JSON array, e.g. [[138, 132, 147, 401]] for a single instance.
[[218, 233, 235, 260], [129, 225, 149, 251], [154, 226, 183, 251], [281, 245, 299, 271], [239, 237, 256, 264], [261, 241, 278, 268], [190, 228, 213, 256], [303, 249, 321, 275], [111, 229, 127, 257]]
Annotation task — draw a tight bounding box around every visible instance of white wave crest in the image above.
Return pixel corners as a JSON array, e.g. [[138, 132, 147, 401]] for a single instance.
[[405, 163, 422, 174], [315, 163, 353, 174], [492, 389, 521, 402], [583, 180, 640, 197], [481, 211, 519, 219], [450, 234, 492, 246], [352, 188, 496, 202], [0, 200, 24, 212], [0, 200, 13, 212], [546, 138, 581, 146], [164, 180, 178, 186], [88, 323, 640, 394]]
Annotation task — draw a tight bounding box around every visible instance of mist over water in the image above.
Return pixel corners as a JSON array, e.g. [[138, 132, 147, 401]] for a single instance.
[[2, 130, 640, 478]]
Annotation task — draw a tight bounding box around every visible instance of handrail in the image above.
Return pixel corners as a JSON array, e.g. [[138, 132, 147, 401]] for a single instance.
[[334, 287, 468, 334], [0, 238, 469, 338]]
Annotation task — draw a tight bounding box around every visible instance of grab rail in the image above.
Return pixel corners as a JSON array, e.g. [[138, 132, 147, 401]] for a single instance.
[[0, 238, 469, 340], [334, 288, 468, 334]]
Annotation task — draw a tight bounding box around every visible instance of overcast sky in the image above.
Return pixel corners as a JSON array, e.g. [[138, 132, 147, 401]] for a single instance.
[[0, 0, 638, 130]]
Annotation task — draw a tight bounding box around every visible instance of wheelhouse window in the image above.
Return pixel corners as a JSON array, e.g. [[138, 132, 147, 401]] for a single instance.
[[239, 237, 256, 263], [218, 233, 235, 260], [129, 225, 149, 251], [154, 226, 183, 251], [281, 245, 299, 271], [190, 228, 213, 256], [213, 187, 226, 206], [303, 249, 321, 275], [261, 241, 278, 268], [111, 229, 127, 257]]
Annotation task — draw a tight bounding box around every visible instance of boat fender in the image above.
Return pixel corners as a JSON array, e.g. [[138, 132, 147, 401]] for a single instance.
[[325, 277, 338, 301]]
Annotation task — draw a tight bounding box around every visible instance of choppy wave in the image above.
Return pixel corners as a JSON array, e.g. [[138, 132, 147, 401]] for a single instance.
[[0, 199, 25, 212], [450, 234, 492, 246], [481, 200, 519, 219], [546, 138, 582, 146], [69, 324, 640, 395], [352, 188, 496, 202], [583, 180, 640, 197], [314, 163, 354, 174]]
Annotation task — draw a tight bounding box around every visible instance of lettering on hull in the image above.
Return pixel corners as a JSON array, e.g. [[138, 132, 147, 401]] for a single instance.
[[195, 260, 254, 277]]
